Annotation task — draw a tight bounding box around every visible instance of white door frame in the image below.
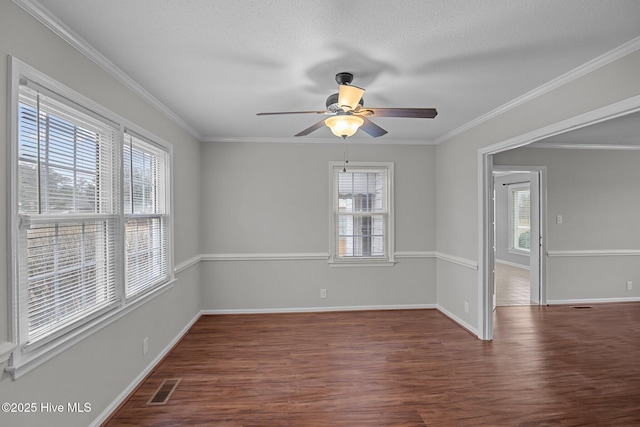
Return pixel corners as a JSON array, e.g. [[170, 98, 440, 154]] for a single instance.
[[492, 165, 546, 307], [477, 95, 640, 341]]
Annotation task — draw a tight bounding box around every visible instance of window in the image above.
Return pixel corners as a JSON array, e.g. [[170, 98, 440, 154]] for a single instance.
[[329, 162, 394, 265], [17, 79, 120, 348], [124, 131, 170, 297], [9, 59, 172, 377], [509, 184, 530, 253]]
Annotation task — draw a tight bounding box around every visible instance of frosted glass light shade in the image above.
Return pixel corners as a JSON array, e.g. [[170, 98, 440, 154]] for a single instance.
[[325, 115, 364, 138]]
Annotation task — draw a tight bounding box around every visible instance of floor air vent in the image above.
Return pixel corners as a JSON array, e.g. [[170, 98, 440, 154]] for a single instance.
[[147, 378, 181, 405], [572, 306, 593, 310]]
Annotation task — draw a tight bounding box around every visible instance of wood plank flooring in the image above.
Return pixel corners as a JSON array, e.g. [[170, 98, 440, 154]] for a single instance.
[[495, 262, 531, 306], [103, 304, 640, 426]]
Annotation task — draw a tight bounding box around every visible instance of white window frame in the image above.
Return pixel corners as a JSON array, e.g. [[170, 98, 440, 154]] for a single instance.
[[329, 161, 395, 267], [6, 57, 174, 379], [507, 183, 531, 255]]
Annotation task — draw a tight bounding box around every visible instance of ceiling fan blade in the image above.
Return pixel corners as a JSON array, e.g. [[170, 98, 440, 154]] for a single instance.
[[338, 84, 365, 111], [360, 117, 388, 138], [257, 110, 328, 116], [294, 119, 327, 137], [361, 108, 438, 118]]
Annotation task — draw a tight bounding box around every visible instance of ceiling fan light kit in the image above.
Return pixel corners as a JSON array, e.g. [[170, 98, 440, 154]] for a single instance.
[[325, 114, 364, 138], [257, 72, 437, 139]]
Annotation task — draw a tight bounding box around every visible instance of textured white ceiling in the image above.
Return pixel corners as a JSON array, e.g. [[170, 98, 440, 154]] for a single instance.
[[28, 0, 640, 143]]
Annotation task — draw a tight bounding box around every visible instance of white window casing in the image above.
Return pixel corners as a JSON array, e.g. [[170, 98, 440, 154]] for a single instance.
[[329, 161, 395, 266], [6, 57, 174, 379]]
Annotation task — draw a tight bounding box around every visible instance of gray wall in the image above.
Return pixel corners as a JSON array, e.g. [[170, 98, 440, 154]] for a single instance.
[[2, 1, 640, 424], [436, 49, 640, 332], [199, 142, 437, 311], [494, 147, 640, 302], [0, 3, 202, 426], [494, 173, 531, 267]]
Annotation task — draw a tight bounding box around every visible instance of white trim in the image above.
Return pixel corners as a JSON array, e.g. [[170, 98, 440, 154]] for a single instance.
[[547, 297, 640, 305], [530, 143, 640, 151], [436, 305, 480, 337], [435, 252, 478, 270], [196, 251, 445, 262], [328, 161, 396, 265], [12, 0, 201, 140], [201, 252, 329, 261], [495, 259, 530, 270], [89, 311, 201, 427], [478, 95, 640, 156], [328, 261, 396, 268], [395, 251, 436, 259], [203, 136, 437, 145], [435, 35, 640, 145], [174, 254, 202, 273], [202, 304, 437, 315], [478, 94, 640, 343], [6, 280, 175, 380], [7, 58, 177, 376], [547, 249, 640, 257]]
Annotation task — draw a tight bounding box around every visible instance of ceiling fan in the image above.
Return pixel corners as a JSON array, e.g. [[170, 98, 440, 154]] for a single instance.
[[257, 72, 437, 139]]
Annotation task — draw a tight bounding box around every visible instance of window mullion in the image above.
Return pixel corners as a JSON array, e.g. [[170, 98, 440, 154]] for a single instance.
[[10, 61, 172, 374]]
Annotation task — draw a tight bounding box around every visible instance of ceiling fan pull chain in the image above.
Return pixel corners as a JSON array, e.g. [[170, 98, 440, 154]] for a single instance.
[[343, 143, 350, 172]]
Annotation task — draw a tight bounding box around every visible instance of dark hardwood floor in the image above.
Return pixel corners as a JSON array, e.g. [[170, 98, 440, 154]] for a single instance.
[[104, 304, 640, 426]]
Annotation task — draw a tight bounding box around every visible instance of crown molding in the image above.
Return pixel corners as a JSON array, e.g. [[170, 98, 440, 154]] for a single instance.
[[435, 35, 640, 145], [200, 135, 437, 145], [529, 143, 640, 150], [13, 0, 202, 140]]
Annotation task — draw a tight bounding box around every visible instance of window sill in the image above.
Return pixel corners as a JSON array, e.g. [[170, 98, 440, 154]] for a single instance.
[[5, 278, 175, 380], [328, 259, 396, 268]]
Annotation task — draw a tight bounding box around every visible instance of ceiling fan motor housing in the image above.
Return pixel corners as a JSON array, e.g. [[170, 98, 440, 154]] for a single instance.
[[326, 93, 363, 112]]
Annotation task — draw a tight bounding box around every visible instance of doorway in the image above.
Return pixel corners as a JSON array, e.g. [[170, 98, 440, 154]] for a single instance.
[[492, 168, 544, 307], [478, 97, 640, 341]]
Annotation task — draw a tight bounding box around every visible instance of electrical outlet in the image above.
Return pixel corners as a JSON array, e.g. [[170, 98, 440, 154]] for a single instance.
[[556, 215, 563, 224], [627, 281, 633, 291], [142, 337, 149, 355], [320, 288, 327, 299], [464, 301, 469, 313]]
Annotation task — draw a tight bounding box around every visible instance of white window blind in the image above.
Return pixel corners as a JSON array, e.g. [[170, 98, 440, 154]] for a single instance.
[[17, 80, 119, 346], [510, 186, 531, 252], [124, 131, 170, 297], [330, 162, 394, 264], [9, 60, 174, 377]]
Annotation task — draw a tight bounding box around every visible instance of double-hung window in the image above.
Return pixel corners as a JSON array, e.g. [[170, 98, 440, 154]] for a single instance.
[[508, 184, 531, 253], [329, 162, 394, 265], [8, 58, 172, 377], [124, 131, 170, 297], [16, 79, 120, 349]]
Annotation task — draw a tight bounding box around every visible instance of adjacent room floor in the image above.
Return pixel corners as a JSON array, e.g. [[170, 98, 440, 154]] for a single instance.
[[495, 261, 531, 306], [104, 304, 640, 426]]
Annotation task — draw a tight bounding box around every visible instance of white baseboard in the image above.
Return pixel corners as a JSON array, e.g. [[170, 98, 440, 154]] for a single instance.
[[436, 304, 480, 337], [202, 304, 437, 315], [89, 311, 201, 427], [547, 297, 640, 305], [495, 259, 530, 270]]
